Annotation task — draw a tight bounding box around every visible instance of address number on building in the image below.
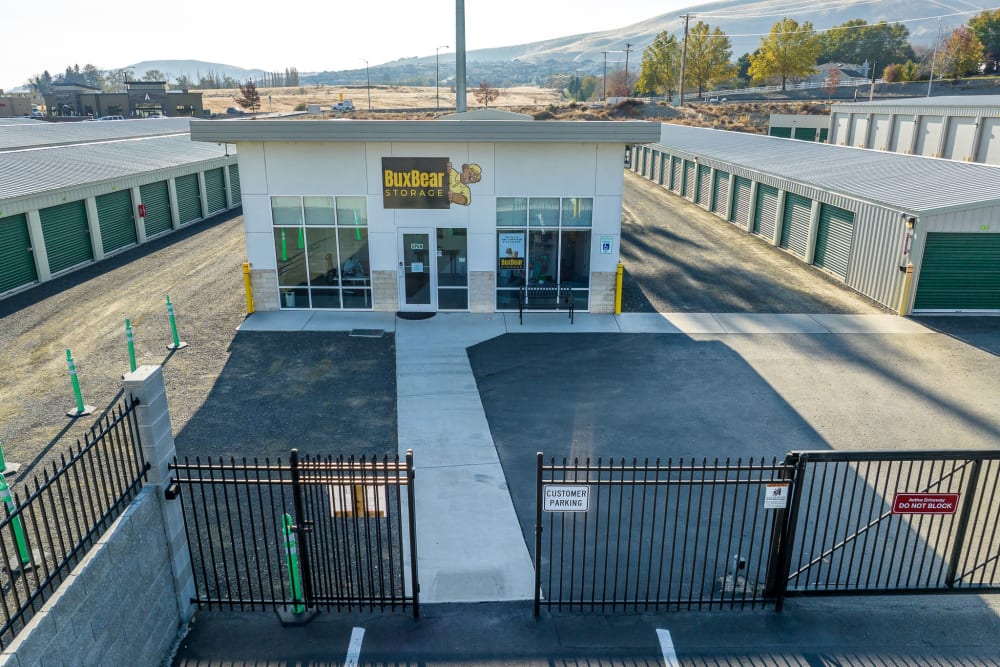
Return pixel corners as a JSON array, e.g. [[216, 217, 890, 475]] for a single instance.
[[543, 485, 590, 512]]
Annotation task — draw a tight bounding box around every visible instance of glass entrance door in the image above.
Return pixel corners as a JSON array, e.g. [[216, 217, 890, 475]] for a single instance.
[[398, 230, 435, 311]]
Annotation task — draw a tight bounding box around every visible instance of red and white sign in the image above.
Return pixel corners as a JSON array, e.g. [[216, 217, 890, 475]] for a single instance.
[[137, 203, 147, 218], [891, 493, 960, 515]]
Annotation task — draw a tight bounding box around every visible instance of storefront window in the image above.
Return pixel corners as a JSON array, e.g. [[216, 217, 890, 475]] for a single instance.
[[273, 195, 371, 310], [437, 228, 468, 310], [529, 197, 560, 227], [304, 196, 335, 225], [271, 196, 302, 226], [495, 196, 594, 311]]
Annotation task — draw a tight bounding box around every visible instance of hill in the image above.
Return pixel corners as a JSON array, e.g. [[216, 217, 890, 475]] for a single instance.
[[126, 60, 268, 85]]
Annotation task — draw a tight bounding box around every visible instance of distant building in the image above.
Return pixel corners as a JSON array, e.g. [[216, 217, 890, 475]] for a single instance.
[[44, 80, 205, 119], [0, 94, 33, 118], [808, 62, 872, 86]]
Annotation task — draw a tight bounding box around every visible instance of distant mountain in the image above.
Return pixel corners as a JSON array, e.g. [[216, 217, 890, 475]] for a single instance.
[[305, 0, 993, 86], [126, 60, 268, 85]]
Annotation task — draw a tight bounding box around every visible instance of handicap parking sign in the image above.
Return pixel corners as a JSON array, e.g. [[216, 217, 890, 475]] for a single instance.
[[600, 235, 613, 254]]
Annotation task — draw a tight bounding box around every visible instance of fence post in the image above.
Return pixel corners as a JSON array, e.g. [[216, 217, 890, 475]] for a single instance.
[[281, 513, 306, 613], [764, 452, 805, 612], [533, 452, 544, 618], [945, 458, 982, 587], [121, 365, 195, 623], [288, 450, 315, 605], [406, 449, 420, 619]]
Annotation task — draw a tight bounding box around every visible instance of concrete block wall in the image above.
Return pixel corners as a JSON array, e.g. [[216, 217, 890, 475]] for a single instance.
[[251, 268, 279, 311], [0, 489, 180, 667], [469, 271, 495, 313], [589, 271, 616, 313]]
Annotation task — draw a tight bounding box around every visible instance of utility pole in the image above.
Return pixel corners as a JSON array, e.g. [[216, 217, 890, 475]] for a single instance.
[[623, 43, 634, 97], [456, 0, 467, 112], [678, 14, 691, 106], [928, 18, 942, 97], [869, 60, 877, 101], [601, 50, 610, 101]]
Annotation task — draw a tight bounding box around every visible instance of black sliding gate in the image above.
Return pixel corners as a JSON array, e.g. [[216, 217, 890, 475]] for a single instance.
[[535, 450, 1000, 614], [170, 449, 419, 617]]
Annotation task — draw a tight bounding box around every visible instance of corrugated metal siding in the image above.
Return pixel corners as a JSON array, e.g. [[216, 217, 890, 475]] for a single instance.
[[0, 213, 37, 293], [870, 114, 891, 150], [0, 118, 191, 152], [229, 164, 242, 203], [175, 174, 202, 224], [890, 116, 915, 153], [732, 176, 751, 227], [140, 181, 172, 237], [696, 164, 711, 207], [814, 204, 855, 278], [671, 157, 682, 192], [753, 184, 779, 239], [978, 118, 1000, 164], [96, 189, 137, 254], [843, 205, 906, 309], [914, 233, 1000, 310], [658, 153, 668, 185], [915, 117, 943, 157], [711, 170, 729, 215], [831, 97, 1000, 119], [204, 167, 227, 214], [40, 201, 92, 274], [944, 117, 977, 161], [780, 193, 811, 257], [683, 160, 696, 199]]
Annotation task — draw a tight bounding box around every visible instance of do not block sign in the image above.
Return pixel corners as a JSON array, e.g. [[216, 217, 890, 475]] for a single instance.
[[892, 492, 960, 515]]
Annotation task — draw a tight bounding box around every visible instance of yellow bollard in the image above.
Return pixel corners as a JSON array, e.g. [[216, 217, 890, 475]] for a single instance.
[[614, 261, 624, 315], [242, 262, 255, 314], [897, 264, 914, 316]]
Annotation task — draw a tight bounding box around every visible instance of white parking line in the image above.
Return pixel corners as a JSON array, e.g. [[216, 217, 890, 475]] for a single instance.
[[344, 626, 365, 667], [657, 628, 679, 667]]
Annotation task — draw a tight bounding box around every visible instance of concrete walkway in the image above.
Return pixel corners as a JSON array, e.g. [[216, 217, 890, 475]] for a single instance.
[[238, 311, 933, 603]]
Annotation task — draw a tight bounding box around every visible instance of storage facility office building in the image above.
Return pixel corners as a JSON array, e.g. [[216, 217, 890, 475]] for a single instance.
[[633, 124, 1000, 313], [190, 113, 660, 314]]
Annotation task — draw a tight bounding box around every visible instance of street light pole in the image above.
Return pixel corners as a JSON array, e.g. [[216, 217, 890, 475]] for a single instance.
[[361, 58, 371, 111], [601, 50, 609, 101], [436, 45, 449, 109]]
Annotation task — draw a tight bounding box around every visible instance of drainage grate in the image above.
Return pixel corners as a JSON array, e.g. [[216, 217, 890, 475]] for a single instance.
[[349, 328, 385, 338]]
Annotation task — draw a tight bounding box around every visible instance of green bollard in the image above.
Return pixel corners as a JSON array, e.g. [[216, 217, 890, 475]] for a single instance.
[[65, 348, 95, 418], [125, 319, 137, 373], [282, 514, 305, 614], [0, 443, 31, 567], [165, 296, 188, 350], [280, 229, 288, 262], [297, 227, 305, 250]]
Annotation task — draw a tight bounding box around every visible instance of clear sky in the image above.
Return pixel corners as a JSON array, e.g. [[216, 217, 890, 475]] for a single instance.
[[1, 0, 693, 90]]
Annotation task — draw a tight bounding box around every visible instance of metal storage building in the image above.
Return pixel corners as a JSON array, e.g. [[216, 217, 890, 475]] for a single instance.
[[632, 124, 1000, 314], [828, 96, 1000, 165], [0, 119, 241, 298]]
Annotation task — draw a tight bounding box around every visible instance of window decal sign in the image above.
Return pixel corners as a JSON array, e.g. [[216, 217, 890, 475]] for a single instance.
[[382, 157, 482, 209], [498, 232, 525, 270]]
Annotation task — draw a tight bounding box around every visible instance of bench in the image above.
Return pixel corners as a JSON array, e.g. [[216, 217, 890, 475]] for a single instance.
[[519, 286, 574, 325]]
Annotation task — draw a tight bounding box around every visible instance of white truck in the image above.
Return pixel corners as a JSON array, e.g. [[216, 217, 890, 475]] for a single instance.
[[332, 100, 355, 112]]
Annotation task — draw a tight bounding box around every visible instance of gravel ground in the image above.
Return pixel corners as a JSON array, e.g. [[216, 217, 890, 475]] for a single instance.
[[0, 211, 397, 487]]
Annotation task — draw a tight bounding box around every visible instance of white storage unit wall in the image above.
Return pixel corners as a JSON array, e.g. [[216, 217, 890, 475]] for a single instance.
[[0, 122, 241, 298], [829, 96, 1000, 165], [634, 123, 1000, 313]]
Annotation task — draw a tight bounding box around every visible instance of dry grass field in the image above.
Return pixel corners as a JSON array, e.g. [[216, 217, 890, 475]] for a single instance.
[[198, 84, 565, 115]]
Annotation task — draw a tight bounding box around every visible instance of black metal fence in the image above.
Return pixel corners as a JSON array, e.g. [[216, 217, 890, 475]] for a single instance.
[[536, 450, 1000, 615], [170, 448, 419, 617], [0, 398, 148, 647]]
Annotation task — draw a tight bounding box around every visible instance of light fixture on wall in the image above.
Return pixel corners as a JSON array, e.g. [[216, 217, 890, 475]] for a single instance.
[[624, 145, 632, 167]]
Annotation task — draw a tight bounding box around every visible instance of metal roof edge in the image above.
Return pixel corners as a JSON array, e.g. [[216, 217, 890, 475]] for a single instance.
[[189, 119, 662, 144]]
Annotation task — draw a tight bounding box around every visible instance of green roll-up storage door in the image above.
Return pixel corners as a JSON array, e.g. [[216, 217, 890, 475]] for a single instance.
[[731, 176, 751, 226], [175, 173, 202, 224], [658, 154, 668, 185], [0, 213, 37, 294], [711, 170, 730, 215], [96, 190, 137, 254], [41, 201, 92, 274], [914, 233, 1000, 310], [818, 128, 829, 143], [229, 164, 241, 204], [793, 127, 817, 141], [696, 165, 712, 207], [752, 184, 779, 240], [204, 167, 227, 214], [683, 161, 696, 199], [814, 204, 855, 278], [769, 127, 792, 138], [140, 180, 172, 237], [671, 157, 682, 192], [779, 193, 812, 257]]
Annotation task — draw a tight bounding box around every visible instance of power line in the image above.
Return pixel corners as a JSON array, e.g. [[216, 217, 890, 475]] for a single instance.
[[698, 0, 888, 20], [716, 7, 999, 39]]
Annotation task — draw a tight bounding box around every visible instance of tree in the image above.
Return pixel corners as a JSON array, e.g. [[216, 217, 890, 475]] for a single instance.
[[636, 31, 681, 97], [234, 79, 262, 112], [82, 64, 104, 89], [968, 9, 1000, 73], [104, 68, 131, 92], [605, 69, 630, 97], [29, 70, 53, 95], [819, 20, 914, 69], [473, 81, 500, 107], [824, 64, 841, 94], [748, 18, 822, 90], [143, 69, 166, 82], [941, 27, 985, 79], [174, 74, 193, 90], [735, 52, 754, 85], [685, 21, 734, 98]]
